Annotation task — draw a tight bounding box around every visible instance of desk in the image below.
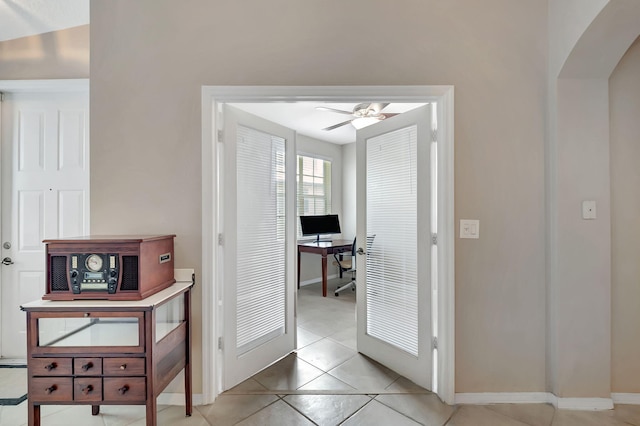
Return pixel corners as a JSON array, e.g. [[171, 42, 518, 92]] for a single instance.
[[298, 239, 353, 297]]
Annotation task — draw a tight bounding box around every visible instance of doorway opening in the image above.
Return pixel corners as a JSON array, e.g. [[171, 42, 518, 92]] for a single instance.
[[201, 86, 455, 405]]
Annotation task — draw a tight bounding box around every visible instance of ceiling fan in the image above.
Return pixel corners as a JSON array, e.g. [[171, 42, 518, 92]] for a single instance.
[[317, 102, 399, 131]]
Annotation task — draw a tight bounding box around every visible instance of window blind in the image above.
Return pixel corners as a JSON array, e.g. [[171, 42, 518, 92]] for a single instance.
[[296, 155, 332, 236], [236, 125, 286, 355], [366, 125, 419, 357]]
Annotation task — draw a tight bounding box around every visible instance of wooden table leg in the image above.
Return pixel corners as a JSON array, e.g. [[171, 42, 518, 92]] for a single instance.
[[29, 403, 40, 426], [92, 405, 100, 415], [146, 397, 157, 426], [321, 254, 328, 297]]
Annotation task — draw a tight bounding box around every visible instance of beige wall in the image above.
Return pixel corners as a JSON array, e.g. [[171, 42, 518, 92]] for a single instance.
[[0, 25, 89, 79], [90, 0, 547, 394], [610, 36, 640, 393]]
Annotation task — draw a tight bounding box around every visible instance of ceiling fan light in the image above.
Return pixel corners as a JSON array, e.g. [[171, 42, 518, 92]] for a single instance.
[[351, 116, 383, 130]]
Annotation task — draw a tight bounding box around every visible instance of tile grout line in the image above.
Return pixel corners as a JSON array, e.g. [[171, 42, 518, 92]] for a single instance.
[[278, 395, 321, 425], [337, 395, 378, 425]]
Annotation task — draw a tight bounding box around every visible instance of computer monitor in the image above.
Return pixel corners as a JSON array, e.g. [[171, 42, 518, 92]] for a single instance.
[[300, 214, 341, 242]]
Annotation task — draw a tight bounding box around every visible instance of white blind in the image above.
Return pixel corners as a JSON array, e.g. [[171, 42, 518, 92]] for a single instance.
[[236, 125, 286, 355], [296, 155, 332, 236], [366, 125, 419, 356]]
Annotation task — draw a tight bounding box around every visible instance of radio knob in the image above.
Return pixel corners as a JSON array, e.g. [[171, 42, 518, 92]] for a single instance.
[[109, 278, 117, 285], [70, 270, 78, 278], [110, 270, 117, 277]]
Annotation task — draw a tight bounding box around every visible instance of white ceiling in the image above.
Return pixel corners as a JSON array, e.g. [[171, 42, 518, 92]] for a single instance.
[[0, 4, 425, 145], [232, 102, 426, 145], [0, 0, 89, 42]]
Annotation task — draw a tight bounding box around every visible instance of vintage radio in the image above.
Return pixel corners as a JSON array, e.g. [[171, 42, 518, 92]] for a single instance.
[[43, 235, 176, 301]]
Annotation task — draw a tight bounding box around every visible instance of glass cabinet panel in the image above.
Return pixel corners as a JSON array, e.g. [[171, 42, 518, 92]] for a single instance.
[[38, 316, 140, 347], [155, 293, 185, 342]]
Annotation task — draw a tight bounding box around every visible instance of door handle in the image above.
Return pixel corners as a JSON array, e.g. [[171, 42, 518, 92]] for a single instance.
[[1, 257, 13, 265], [356, 248, 366, 255]]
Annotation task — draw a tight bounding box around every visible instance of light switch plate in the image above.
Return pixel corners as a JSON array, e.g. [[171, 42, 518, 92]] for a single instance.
[[582, 200, 596, 220], [460, 219, 479, 239]]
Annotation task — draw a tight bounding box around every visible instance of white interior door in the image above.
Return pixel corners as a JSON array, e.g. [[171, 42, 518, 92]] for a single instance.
[[0, 92, 90, 359], [356, 104, 433, 389], [221, 105, 296, 389]]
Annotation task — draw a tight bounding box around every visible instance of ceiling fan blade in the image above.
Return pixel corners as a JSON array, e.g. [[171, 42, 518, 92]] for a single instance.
[[370, 102, 390, 113], [316, 106, 354, 115], [322, 120, 353, 131], [381, 112, 399, 118]]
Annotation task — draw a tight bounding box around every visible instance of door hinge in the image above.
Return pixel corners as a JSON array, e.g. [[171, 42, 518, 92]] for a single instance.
[[432, 233, 438, 245], [218, 233, 224, 246], [432, 336, 438, 350], [432, 128, 438, 143], [218, 337, 223, 350], [0, 92, 4, 102], [217, 130, 224, 143]]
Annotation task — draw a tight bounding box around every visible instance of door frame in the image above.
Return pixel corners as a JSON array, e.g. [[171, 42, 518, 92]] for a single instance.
[[0, 78, 89, 358], [201, 85, 455, 404]]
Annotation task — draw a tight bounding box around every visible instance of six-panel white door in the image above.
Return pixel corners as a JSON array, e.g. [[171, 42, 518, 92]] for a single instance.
[[0, 92, 90, 359]]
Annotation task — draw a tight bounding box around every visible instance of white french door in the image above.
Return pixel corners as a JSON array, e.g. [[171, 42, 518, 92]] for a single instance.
[[221, 105, 296, 389], [356, 104, 433, 390], [0, 91, 90, 359]]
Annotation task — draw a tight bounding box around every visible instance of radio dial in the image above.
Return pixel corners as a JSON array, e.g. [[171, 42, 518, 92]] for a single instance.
[[85, 254, 103, 272], [109, 277, 117, 285], [110, 270, 117, 278], [70, 270, 78, 278]]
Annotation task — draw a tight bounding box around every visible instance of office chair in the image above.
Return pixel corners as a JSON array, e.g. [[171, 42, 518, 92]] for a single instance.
[[333, 238, 356, 296], [332, 235, 375, 297]]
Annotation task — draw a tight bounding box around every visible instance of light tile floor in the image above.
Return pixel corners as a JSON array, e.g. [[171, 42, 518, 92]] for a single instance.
[[4, 279, 640, 425]]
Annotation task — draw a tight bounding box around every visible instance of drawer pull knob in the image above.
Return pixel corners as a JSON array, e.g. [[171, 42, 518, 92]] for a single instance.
[[118, 385, 129, 395], [81, 362, 93, 371], [82, 385, 93, 395], [119, 364, 127, 370], [44, 385, 57, 394], [44, 363, 57, 371]]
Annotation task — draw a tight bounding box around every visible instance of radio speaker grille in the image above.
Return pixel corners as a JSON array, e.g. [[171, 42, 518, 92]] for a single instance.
[[50, 256, 69, 291], [121, 256, 139, 291]]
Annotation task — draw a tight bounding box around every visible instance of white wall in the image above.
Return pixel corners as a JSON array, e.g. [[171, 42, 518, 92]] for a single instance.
[[341, 142, 356, 241]]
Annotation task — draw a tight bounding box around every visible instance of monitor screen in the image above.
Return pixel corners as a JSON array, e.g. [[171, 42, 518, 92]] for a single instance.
[[300, 214, 341, 237]]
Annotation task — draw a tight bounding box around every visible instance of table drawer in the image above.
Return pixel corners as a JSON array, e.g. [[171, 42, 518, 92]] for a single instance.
[[30, 377, 73, 402], [103, 377, 146, 402], [103, 357, 145, 375], [74, 377, 102, 402], [30, 358, 72, 376], [74, 358, 102, 375]]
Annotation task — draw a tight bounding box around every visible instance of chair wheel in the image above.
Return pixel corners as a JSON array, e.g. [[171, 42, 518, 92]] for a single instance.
[[334, 292, 339, 297]]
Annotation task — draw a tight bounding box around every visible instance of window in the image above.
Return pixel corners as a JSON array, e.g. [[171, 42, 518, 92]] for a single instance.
[[296, 155, 332, 237]]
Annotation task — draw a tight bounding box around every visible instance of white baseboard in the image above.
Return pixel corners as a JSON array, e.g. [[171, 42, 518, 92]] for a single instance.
[[299, 274, 339, 287], [455, 393, 614, 410], [158, 393, 204, 406], [554, 397, 613, 410], [455, 392, 550, 405], [612, 393, 640, 405]]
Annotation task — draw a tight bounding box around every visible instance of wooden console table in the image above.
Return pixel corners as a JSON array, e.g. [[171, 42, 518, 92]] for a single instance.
[[298, 239, 352, 297], [21, 275, 194, 426]]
